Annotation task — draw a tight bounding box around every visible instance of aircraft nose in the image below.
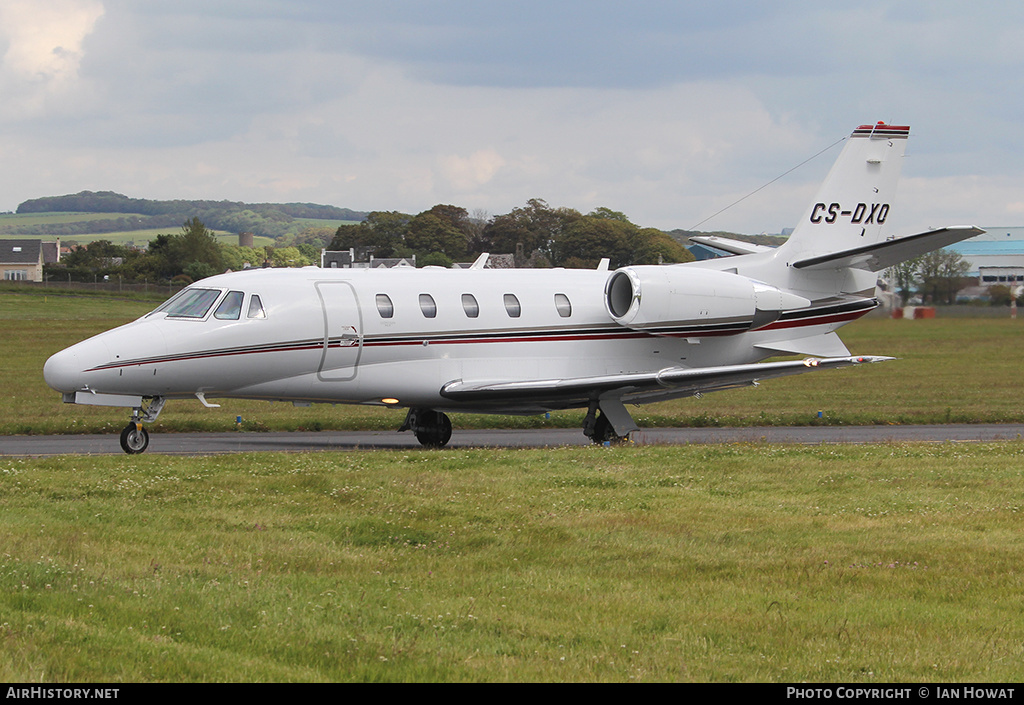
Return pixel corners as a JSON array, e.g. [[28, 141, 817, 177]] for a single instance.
[[43, 337, 111, 393]]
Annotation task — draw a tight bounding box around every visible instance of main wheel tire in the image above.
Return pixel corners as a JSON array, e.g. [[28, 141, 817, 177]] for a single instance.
[[120, 424, 150, 454], [414, 411, 452, 448], [590, 414, 629, 445]]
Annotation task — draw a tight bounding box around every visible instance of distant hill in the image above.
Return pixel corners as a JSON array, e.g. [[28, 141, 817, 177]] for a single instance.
[[11, 191, 367, 240]]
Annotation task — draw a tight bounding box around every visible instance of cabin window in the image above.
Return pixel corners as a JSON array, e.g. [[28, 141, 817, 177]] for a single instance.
[[554, 293, 572, 318], [462, 293, 479, 318], [419, 293, 437, 318], [158, 288, 221, 319], [375, 293, 394, 319], [503, 293, 521, 318], [247, 294, 267, 319], [214, 290, 244, 320]]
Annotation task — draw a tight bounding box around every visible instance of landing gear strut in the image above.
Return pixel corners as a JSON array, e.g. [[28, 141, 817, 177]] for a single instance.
[[399, 408, 453, 448], [120, 396, 166, 455]]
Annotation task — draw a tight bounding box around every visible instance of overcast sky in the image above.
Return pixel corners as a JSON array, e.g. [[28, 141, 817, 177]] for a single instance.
[[2, 1, 1023, 234]]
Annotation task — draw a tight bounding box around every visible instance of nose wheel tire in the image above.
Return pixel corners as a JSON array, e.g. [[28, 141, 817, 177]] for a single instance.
[[120, 424, 150, 454]]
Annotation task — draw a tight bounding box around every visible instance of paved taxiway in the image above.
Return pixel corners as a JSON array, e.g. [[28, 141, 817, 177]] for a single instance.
[[2, 424, 1023, 456]]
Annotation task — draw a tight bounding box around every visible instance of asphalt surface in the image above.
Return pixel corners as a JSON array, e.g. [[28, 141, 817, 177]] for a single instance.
[[2, 424, 1024, 457]]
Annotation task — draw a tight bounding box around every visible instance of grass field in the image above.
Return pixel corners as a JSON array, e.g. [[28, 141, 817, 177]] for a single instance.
[[0, 212, 354, 249], [3, 287, 1024, 682], [0, 213, 127, 227], [2, 443, 1023, 682], [2, 286, 1023, 436]]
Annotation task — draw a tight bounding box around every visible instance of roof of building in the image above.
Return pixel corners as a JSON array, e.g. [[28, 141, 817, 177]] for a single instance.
[[948, 240, 1024, 256], [41, 242, 60, 264], [0, 239, 43, 265]]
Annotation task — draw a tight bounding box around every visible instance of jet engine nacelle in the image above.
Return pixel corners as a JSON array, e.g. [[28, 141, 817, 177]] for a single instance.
[[604, 265, 811, 333]]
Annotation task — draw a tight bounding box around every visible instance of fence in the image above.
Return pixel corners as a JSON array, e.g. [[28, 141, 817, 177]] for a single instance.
[[1, 278, 185, 297]]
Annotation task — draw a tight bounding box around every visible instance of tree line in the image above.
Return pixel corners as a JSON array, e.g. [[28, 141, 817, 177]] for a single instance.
[[46, 218, 320, 284], [45, 200, 695, 285], [884, 249, 1002, 306], [11, 191, 366, 240], [329, 199, 692, 270], [45, 199, 998, 311]]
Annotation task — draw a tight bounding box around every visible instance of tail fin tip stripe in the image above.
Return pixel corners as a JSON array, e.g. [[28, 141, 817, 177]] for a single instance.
[[852, 123, 909, 139]]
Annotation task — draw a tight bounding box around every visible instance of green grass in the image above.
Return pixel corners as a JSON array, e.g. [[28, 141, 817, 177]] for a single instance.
[[4, 286, 1024, 682], [0, 212, 130, 227], [1, 443, 1023, 682], [0, 211, 346, 248], [0, 212, 265, 247]]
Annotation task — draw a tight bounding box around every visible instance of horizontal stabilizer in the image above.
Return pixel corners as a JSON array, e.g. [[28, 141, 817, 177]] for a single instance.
[[793, 226, 984, 272], [755, 332, 851, 358], [441, 355, 892, 409], [689, 235, 776, 256]]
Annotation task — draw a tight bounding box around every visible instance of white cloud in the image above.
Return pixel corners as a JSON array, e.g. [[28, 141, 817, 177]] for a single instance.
[[0, 2, 1019, 235], [0, 0, 105, 117], [439, 150, 506, 192]]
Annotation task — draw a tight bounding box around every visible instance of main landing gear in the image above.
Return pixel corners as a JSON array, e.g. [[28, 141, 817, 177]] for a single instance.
[[399, 408, 453, 448], [582, 400, 637, 445], [119, 396, 166, 454]]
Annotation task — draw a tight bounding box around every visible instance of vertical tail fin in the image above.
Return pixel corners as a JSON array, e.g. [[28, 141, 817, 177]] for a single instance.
[[779, 123, 909, 261]]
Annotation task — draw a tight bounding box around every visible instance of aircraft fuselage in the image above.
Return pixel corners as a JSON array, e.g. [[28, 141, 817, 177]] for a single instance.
[[47, 264, 867, 415]]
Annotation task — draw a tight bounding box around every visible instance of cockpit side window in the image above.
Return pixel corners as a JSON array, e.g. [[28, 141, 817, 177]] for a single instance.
[[156, 288, 222, 319], [247, 294, 267, 319], [214, 291, 245, 320]]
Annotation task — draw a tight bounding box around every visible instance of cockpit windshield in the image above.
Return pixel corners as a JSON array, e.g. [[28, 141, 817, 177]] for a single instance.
[[152, 288, 222, 319], [214, 291, 244, 320]]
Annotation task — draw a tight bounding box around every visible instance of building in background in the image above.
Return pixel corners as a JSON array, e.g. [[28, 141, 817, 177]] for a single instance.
[[0, 239, 45, 281], [947, 227, 1024, 279]]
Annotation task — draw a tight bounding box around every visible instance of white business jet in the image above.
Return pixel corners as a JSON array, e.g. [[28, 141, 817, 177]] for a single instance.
[[44, 123, 982, 453]]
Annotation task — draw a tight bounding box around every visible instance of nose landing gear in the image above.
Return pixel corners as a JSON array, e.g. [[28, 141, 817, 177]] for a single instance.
[[119, 396, 166, 454], [120, 423, 150, 454]]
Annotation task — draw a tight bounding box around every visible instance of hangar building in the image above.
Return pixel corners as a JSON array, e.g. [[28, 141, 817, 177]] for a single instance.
[[947, 227, 1024, 283]]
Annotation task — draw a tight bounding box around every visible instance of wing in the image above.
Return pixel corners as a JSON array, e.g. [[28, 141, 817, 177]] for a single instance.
[[793, 226, 984, 272], [688, 235, 776, 256], [440, 355, 893, 411]]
